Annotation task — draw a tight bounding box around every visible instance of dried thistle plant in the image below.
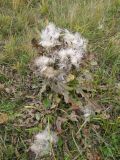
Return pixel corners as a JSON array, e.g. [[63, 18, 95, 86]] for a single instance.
[[32, 23, 88, 102]]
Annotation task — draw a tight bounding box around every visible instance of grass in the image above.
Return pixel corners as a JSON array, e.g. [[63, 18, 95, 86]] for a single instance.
[[0, 0, 120, 159]]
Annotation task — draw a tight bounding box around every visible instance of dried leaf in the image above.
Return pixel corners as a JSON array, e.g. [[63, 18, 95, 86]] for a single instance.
[[0, 113, 8, 124], [68, 98, 80, 110], [86, 53, 96, 61], [51, 82, 69, 103], [31, 38, 45, 54], [39, 83, 47, 96], [56, 117, 67, 133], [51, 95, 61, 109], [63, 91, 69, 103], [87, 149, 101, 160], [76, 88, 102, 112], [68, 111, 78, 122], [55, 96, 61, 104]]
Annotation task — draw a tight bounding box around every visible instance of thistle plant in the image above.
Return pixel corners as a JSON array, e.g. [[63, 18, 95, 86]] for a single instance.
[[33, 23, 88, 103]]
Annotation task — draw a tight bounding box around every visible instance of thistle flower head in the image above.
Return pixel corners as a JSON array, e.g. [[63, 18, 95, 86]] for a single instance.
[[58, 48, 83, 68], [40, 23, 61, 48], [35, 56, 54, 70], [64, 30, 87, 51]]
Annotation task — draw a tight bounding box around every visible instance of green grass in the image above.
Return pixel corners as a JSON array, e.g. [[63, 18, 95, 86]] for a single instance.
[[0, 0, 120, 159]]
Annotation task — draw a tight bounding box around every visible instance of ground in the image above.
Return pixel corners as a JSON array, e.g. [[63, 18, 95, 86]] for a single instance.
[[0, 0, 120, 160]]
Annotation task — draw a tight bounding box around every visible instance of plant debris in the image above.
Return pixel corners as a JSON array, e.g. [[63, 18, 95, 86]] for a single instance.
[[0, 112, 8, 124], [32, 23, 88, 101], [29, 126, 58, 159]]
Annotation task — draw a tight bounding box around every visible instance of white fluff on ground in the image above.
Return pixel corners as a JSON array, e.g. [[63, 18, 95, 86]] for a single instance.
[[83, 106, 93, 122], [30, 127, 58, 158]]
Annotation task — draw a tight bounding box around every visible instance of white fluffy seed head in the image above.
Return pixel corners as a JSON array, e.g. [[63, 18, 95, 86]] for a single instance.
[[34, 23, 88, 81], [58, 48, 83, 68], [35, 56, 54, 70], [35, 128, 58, 144], [30, 127, 58, 158], [70, 50, 83, 67], [42, 67, 59, 79], [40, 23, 61, 48], [58, 48, 70, 61], [35, 56, 52, 66], [64, 30, 87, 51]]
